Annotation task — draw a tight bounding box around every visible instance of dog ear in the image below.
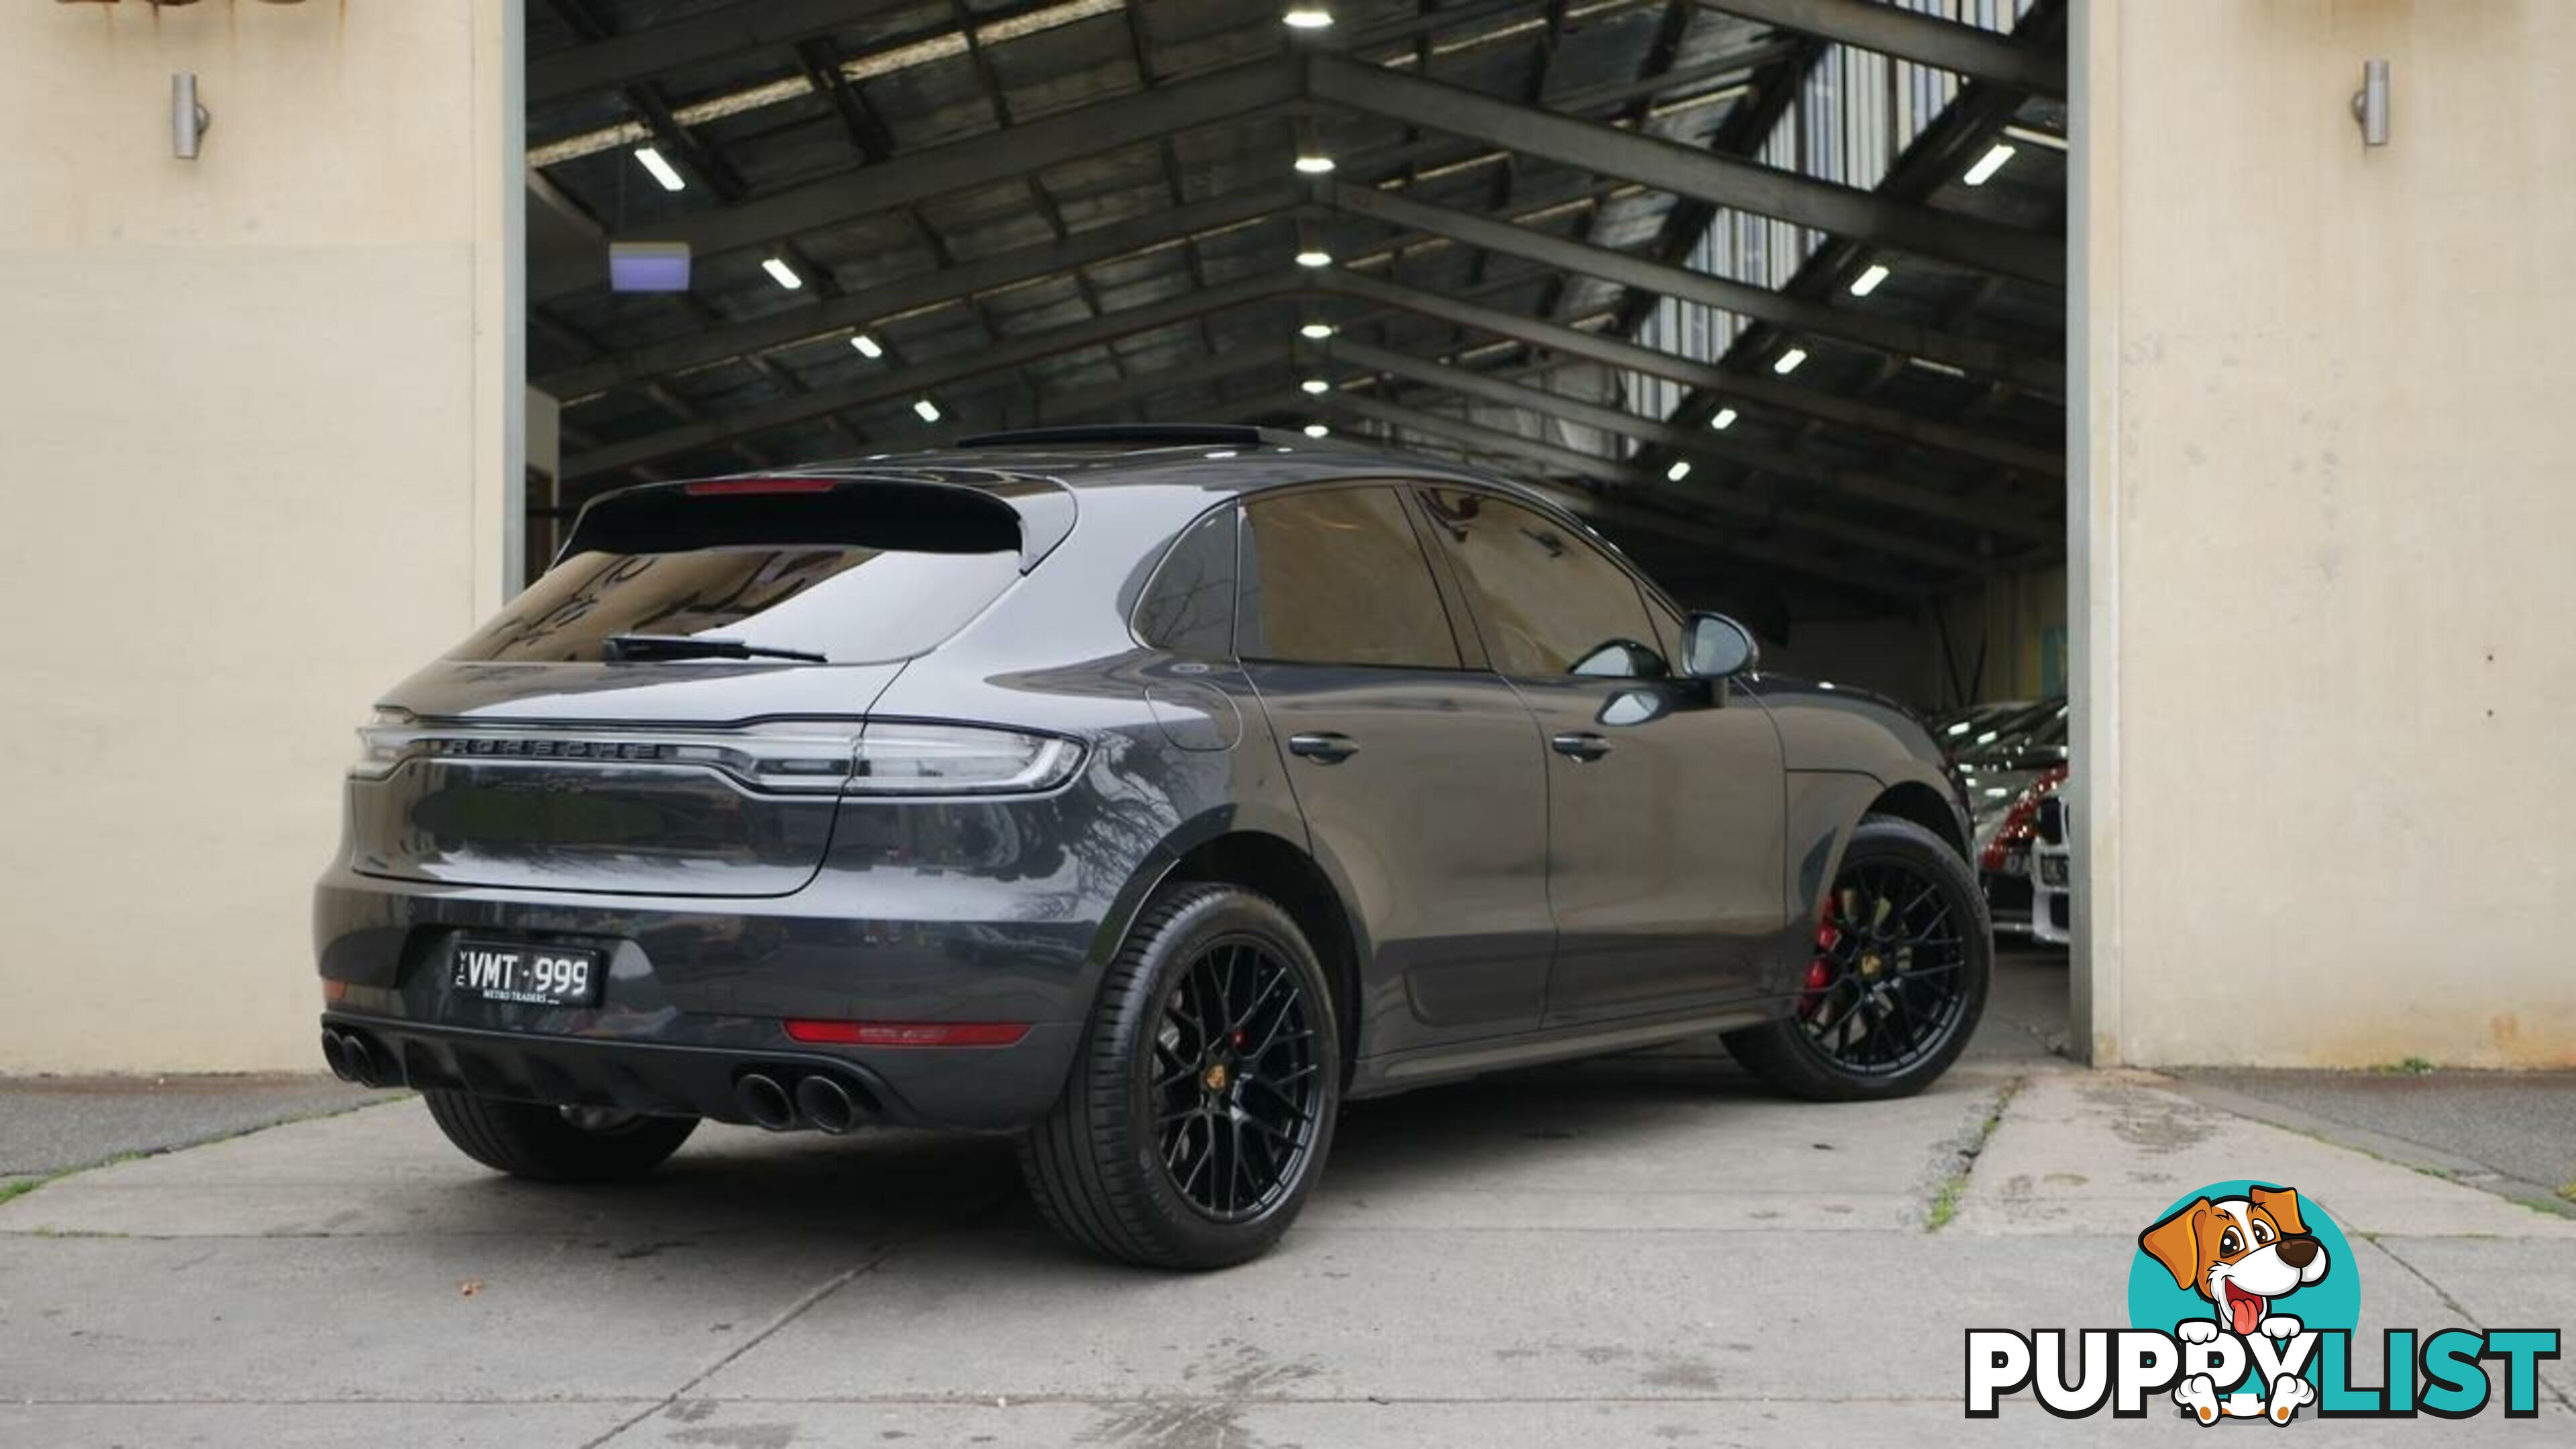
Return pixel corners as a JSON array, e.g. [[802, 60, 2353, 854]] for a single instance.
[[2139, 1198, 2213, 1293], [2249, 1185, 2308, 1237]]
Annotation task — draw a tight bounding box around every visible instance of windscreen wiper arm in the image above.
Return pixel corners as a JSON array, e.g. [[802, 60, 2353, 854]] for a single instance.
[[604, 634, 827, 663]]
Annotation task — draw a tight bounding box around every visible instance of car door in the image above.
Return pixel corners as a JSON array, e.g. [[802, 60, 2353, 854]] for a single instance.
[[1409, 486, 1786, 1024], [1235, 484, 1555, 1045]]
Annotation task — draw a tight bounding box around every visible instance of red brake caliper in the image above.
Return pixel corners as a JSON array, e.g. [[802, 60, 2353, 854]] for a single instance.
[[1800, 898, 1840, 1020]]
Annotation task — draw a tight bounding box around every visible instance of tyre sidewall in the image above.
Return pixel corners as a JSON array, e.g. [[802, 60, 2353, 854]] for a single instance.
[[1103, 889, 1342, 1267]]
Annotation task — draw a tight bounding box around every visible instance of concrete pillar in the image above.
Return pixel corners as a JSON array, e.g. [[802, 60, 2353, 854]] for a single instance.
[[0, 1, 522, 1071], [2074, 0, 2576, 1066]]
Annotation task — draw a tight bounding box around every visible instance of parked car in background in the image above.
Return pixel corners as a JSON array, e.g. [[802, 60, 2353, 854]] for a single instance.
[[1945, 698, 2068, 934], [1978, 763, 2068, 938], [313, 427, 1992, 1271], [2029, 789, 2073, 947]]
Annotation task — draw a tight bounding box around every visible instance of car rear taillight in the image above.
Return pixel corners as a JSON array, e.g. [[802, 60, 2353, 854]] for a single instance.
[[1979, 765, 2070, 871], [784, 1020, 1030, 1048], [350, 717, 1081, 796]]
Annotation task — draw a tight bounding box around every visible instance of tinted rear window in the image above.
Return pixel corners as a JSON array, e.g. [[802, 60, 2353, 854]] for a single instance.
[[451, 484, 1024, 664]]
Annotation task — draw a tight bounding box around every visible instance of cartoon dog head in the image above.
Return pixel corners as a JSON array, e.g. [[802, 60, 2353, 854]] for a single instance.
[[2139, 1185, 2329, 1337]]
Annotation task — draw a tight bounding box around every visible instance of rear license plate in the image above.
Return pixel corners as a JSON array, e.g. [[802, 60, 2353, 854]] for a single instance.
[[451, 940, 602, 1007], [2038, 856, 2070, 887]]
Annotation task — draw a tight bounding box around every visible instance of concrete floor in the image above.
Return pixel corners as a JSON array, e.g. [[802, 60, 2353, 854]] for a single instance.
[[3, 954, 2571, 1446]]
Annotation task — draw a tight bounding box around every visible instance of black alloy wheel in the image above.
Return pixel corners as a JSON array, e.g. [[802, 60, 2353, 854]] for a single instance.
[[1725, 814, 1991, 1102], [1152, 934, 1325, 1222], [1020, 881, 1342, 1270]]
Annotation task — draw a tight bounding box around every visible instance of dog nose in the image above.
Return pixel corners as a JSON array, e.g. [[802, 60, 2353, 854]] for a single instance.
[[2277, 1237, 2321, 1268]]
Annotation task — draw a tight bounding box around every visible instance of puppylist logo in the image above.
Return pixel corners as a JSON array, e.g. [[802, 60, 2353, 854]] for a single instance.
[[1964, 1180, 2560, 1424]]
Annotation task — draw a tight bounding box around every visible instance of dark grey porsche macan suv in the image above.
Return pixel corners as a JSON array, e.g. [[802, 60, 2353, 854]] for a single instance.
[[316, 425, 1988, 1269]]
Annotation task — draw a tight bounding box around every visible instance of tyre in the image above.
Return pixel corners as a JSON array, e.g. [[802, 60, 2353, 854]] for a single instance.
[[1724, 813, 1991, 1102], [1019, 881, 1342, 1270], [423, 1091, 698, 1183]]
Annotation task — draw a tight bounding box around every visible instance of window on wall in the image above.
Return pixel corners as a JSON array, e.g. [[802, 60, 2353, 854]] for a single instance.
[[1413, 489, 1661, 678], [1236, 488, 1459, 669]]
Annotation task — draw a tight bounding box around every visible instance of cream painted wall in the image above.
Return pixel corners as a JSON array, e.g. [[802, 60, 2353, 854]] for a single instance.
[[0, 1, 519, 1071], [2076, 0, 2576, 1066]]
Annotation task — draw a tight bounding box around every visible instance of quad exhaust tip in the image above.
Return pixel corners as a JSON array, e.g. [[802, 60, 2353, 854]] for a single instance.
[[734, 1072, 797, 1131], [795, 1074, 859, 1134], [321, 1028, 389, 1089]]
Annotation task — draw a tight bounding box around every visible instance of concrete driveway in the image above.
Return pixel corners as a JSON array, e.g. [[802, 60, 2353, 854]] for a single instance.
[[4, 957, 2571, 1447]]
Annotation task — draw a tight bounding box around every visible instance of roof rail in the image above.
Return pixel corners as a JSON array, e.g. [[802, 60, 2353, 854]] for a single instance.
[[951, 424, 1264, 450]]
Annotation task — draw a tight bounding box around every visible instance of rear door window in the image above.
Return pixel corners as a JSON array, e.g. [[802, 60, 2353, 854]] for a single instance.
[[1237, 488, 1459, 669], [451, 482, 1027, 664]]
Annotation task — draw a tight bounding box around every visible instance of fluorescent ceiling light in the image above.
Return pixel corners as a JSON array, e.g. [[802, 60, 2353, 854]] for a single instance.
[[1301, 378, 1330, 395], [1283, 7, 1334, 29], [632, 146, 685, 193], [1303, 423, 1330, 438], [1709, 407, 1738, 431], [1205, 449, 1239, 460], [1295, 249, 1334, 268], [1963, 144, 2015, 186], [912, 398, 941, 423], [1293, 154, 1336, 174], [849, 333, 883, 359], [1299, 323, 1336, 340], [761, 257, 803, 290], [1772, 347, 1807, 375], [1665, 460, 1691, 482], [1849, 263, 1890, 297]]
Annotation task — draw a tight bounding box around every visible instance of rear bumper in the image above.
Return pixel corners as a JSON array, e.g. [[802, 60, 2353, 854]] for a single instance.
[[313, 863, 1111, 1129], [320, 1011, 1078, 1129]]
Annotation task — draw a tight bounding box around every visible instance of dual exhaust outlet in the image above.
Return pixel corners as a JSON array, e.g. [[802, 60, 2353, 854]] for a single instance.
[[319, 1027, 395, 1089], [735, 1070, 869, 1134]]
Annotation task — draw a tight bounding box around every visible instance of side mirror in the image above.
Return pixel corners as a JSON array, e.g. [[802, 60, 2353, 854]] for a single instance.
[[1679, 612, 1760, 679]]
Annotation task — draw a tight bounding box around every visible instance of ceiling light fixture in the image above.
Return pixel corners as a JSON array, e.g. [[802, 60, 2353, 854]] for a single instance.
[[912, 398, 941, 423], [1295, 249, 1334, 268], [1849, 263, 1890, 297], [1710, 407, 1738, 431], [1283, 7, 1334, 30], [633, 146, 686, 193], [761, 257, 803, 290], [1963, 143, 2016, 186], [1772, 347, 1807, 375], [849, 333, 884, 359], [1293, 154, 1337, 174], [1299, 322, 1336, 340], [1301, 378, 1330, 395], [1303, 423, 1330, 438], [1666, 460, 1692, 482]]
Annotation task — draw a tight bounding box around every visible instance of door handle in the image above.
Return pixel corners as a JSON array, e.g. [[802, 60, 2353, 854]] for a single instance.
[[1550, 732, 1612, 762], [1287, 731, 1360, 765]]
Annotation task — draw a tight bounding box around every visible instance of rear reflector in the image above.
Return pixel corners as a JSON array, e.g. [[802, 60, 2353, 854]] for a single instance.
[[684, 477, 840, 496], [784, 1020, 1029, 1048]]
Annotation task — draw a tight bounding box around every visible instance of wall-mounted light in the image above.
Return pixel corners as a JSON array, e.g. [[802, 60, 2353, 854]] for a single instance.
[[2352, 59, 2390, 147], [172, 73, 211, 160]]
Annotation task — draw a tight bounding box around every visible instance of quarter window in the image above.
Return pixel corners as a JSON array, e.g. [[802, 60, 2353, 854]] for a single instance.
[[1414, 489, 1662, 678], [1237, 488, 1459, 669], [1134, 507, 1237, 657]]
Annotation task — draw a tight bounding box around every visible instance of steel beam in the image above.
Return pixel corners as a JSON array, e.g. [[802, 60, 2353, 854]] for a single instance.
[[1315, 268, 2060, 480], [1322, 391, 1976, 574], [1330, 182, 2060, 398], [1306, 52, 2061, 286], [527, 0, 912, 107], [1330, 338, 2049, 545], [1698, 0, 2065, 97], [562, 272, 1299, 480], [536, 56, 1301, 301], [537, 181, 1303, 400], [1318, 394, 1929, 598]]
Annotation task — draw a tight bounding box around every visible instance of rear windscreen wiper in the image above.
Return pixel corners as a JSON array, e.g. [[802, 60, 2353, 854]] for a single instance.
[[604, 634, 827, 664]]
